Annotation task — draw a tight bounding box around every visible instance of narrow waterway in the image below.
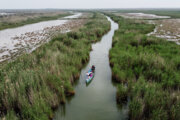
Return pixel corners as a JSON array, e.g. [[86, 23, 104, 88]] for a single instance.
[[54, 16, 129, 120]]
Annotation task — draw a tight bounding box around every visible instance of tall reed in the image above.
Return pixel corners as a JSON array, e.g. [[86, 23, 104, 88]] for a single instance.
[[0, 13, 110, 120], [108, 14, 180, 120]]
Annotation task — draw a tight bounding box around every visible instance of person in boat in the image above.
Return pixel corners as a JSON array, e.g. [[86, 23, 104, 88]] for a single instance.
[[86, 71, 92, 76], [86, 65, 95, 78], [89, 72, 93, 77], [91, 65, 95, 72], [86, 72, 92, 80]]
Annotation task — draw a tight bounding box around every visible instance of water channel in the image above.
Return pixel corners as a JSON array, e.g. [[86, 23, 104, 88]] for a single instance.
[[54, 16, 129, 120]]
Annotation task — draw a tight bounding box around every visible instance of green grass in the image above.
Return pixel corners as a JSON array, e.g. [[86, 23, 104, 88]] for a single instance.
[[0, 13, 71, 30], [0, 13, 110, 120], [108, 14, 180, 120]]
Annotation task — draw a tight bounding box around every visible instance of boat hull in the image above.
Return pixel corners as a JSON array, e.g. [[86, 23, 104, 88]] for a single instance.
[[86, 68, 95, 83], [86, 75, 94, 83]]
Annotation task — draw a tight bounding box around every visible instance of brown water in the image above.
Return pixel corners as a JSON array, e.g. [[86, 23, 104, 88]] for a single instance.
[[53, 16, 129, 120]]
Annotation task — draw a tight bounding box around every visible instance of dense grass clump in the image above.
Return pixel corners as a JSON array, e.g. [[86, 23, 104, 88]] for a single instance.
[[108, 14, 180, 120], [0, 13, 110, 119]]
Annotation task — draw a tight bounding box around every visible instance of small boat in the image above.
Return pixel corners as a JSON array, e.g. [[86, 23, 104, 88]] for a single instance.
[[86, 65, 95, 83]]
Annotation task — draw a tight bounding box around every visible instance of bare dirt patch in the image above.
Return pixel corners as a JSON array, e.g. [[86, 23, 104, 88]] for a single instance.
[[148, 19, 180, 45], [114, 12, 179, 45], [115, 13, 170, 19]]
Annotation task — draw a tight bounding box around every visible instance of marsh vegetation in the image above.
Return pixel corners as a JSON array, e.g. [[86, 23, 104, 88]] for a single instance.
[[108, 14, 180, 120], [0, 13, 110, 120], [110, 9, 180, 45]]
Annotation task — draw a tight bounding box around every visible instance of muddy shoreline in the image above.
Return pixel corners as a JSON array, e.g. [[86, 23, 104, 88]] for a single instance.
[[0, 13, 85, 63], [114, 12, 180, 45], [147, 19, 180, 45]]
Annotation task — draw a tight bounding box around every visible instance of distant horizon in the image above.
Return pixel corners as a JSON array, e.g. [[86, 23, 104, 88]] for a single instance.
[[1, 0, 180, 9], [0, 8, 180, 10]]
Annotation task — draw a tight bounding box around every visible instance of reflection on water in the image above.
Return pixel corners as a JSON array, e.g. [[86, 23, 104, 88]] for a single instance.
[[53, 16, 129, 120], [60, 104, 66, 117]]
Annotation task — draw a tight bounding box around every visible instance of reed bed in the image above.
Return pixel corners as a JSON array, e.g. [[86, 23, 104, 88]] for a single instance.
[[108, 14, 180, 120], [0, 13, 110, 120]]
